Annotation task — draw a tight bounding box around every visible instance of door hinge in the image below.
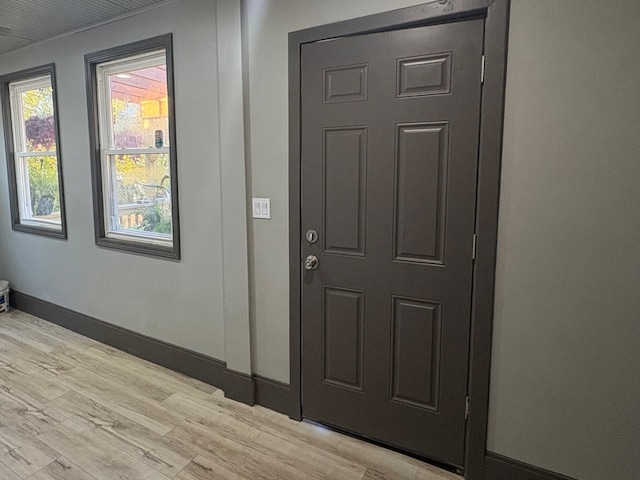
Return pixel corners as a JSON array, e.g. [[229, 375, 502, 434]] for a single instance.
[[465, 396, 470, 420], [481, 54, 485, 84], [472, 234, 478, 260]]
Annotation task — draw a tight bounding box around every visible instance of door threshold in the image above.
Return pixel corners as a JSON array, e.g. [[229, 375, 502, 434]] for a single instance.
[[302, 418, 464, 477]]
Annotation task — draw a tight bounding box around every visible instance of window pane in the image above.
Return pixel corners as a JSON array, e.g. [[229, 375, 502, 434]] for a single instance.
[[21, 86, 56, 152], [110, 153, 172, 237], [109, 64, 169, 150], [22, 155, 61, 224]]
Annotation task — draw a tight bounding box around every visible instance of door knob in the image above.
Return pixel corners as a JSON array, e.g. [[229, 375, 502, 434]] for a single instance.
[[304, 255, 319, 270]]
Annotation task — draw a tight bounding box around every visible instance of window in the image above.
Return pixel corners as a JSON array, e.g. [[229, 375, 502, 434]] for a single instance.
[[0, 64, 67, 238], [86, 34, 180, 258]]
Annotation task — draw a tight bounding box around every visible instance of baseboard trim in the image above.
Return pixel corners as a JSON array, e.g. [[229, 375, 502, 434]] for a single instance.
[[484, 452, 577, 480], [10, 291, 290, 414], [223, 369, 255, 405], [11, 291, 227, 386], [254, 374, 290, 415]]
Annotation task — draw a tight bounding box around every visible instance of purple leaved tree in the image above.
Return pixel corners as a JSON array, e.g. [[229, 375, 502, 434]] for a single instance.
[[24, 115, 55, 150]]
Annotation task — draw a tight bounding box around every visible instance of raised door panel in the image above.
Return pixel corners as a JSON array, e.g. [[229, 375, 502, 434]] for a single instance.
[[324, 127, 367, 256], [393, 123, 448, 264], [391, 297, 442, 411], [324, 64, 369, 103], [397, 53, 452, 97], [322, 287, 364, 391]]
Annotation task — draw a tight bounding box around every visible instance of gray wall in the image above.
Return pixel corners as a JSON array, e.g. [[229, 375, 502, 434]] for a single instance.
[[244, 1, 640, 478], [243, 0, 426, 383], [488, 1, 640, 479], [0, 0, 231, 361], [1, 1, 638, 479]]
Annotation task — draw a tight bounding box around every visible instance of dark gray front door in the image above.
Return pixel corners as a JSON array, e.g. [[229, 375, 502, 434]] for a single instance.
[[300, 19, 484, 467]]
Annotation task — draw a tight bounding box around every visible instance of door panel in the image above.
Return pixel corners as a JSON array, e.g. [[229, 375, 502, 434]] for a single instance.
[[322, 286, 365, 390], [391, 296, 442, 411], [323, 64, 369, 103], [301, 19, 484, 467], [394, 122, 448, 264], [323, 127, 367, 255], [397, 53, 452, 97]]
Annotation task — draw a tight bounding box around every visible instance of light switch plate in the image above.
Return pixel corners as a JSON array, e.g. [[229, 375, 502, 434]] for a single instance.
[[252, 198, 271, 219]]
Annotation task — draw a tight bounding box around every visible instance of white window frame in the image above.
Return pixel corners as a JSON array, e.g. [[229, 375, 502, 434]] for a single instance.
[[0, 64, 67, 238], [9, 76, 60, 229], [96, 51, 172, 246]]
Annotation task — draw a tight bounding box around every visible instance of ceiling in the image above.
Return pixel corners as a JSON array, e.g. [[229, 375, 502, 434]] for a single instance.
[[0, 0, 176, 56]]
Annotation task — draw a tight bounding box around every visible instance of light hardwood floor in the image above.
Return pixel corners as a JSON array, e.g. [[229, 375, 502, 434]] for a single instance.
[[0, 309, 461, 480]]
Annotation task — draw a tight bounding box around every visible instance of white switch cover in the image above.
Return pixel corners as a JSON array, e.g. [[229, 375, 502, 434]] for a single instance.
[[252, 198, 271, 219]]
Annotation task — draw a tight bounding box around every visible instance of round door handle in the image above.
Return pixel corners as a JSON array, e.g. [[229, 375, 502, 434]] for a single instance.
[[304, 255, 319, 270]]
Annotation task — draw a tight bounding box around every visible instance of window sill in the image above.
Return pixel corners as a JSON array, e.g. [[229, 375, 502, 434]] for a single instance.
[[13, 222, 66, 239], [95, 236, 180, 260]]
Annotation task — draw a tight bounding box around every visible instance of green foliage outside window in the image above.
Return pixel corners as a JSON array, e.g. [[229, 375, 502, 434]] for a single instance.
[[139, 202, 172, 234], [27, 157, 59, 215], [22, 87, 59, 216]]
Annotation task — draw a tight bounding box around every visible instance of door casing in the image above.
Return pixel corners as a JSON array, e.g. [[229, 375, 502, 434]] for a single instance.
[[288, 1, 510, 478]]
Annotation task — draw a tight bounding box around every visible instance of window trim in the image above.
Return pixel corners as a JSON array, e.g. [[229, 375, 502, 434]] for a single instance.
[[85, 34, 180, 259], [0, 64, 67, 239]]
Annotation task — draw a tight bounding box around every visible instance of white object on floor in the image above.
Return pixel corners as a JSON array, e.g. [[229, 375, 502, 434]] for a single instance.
[[0, 280, 9, 314]]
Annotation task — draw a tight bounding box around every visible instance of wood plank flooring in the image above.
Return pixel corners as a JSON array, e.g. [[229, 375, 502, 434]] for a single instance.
[[0, 309, 461, 480]]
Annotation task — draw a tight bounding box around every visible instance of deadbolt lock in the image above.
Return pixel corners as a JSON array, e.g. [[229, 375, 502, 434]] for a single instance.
[[305, 229, 318, 243]]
